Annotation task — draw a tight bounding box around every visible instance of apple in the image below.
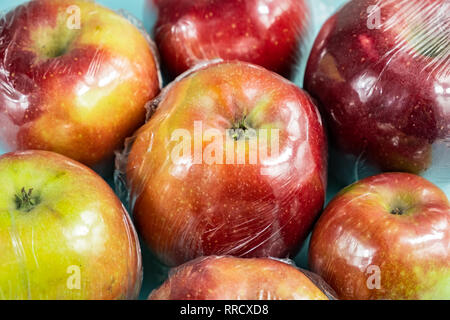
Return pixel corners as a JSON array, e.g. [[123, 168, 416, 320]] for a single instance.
[[123, 61, 327, 267], [304, 0, 450, 190], [0, 150, 142, 300], [149, 0, 309, 79], [0, 0, 161, 170], [309, 172, 450, 300], [149, 256, 333, 300]]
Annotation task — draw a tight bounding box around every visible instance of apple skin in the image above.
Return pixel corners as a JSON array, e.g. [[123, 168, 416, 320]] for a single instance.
[[0, 0, 161, 169], [150, 0, 309, 79], [125, 61, 327, 267], [0, 150, 142, 300], [309, 172, 450, 300], [304, 0, 450, 185], [149, 256, 332, 300]]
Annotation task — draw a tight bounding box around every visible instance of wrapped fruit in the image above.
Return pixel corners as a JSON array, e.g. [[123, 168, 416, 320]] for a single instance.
[[149, 256, 336, 300], [0, 0, 161, 171], [116, 61, 327, 267], [148, 0, 310, 79], [304, 0, 450, 197], [0, 150, 142, 299]]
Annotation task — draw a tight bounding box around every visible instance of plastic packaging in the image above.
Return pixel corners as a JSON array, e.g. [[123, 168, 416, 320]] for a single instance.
[[0, 150, 142, 300], [304, 0, 450, 197], [309, 172, 450, 300], [147, 0, 310, 79], [149, 256, 336, 300], [0, 0, 161, 171], [115, 60, 327, 267]]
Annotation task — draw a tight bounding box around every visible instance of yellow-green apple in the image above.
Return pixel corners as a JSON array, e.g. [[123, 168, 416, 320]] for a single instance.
[[149, 0, 309, 79], [0, 0, 161, 170], [149, 256, 333, 300], [304, 0, 450, 188], [124, 61, 327, 267], [0, 150, 142, 300], [309, 172, 450, 300]]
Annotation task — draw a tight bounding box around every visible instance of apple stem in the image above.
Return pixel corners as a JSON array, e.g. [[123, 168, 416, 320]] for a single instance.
[[230, 117, 251, 140], [15, 187, 39, 212], [390, 207, 404, 215]]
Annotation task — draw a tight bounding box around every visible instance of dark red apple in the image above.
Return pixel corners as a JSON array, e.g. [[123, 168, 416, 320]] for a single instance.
[[304, 0, 450, 186], [149, 0, 309, 78], [0, 0, 161, 169], [309, 172, 450, 300], [123, 61, 327, 267], [149, 256, 333, 300]]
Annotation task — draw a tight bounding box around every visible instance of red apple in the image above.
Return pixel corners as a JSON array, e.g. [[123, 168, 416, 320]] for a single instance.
[[149, 0, 309, 78], [309, 172, 450, 300], [304, 0, 450, 182], [0, 0, 161, 169], [123, 61, 327, 267], [149, 256, 333, 300], [0, 150, 142, 299]]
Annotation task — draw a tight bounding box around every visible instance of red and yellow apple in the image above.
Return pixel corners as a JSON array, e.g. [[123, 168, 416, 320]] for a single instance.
[[0, 150, 142, 300], [149, 0, 309, 78], [304, 0, 450, 185], [149, 256, 332, 300], [125, 61, 327, 267], [309, 172, 450, 300], [0, 0, 161, 169]]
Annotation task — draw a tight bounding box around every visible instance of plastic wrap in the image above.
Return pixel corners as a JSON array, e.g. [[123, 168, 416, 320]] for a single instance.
[[304, 0, 450, 197], [309, 172, 450, 300], [115, 60, 327, 267], [0, 150, 142, 300], [0, 0, 161, 172], [149, 256, 336, 300], [147, 0, 310, 79]]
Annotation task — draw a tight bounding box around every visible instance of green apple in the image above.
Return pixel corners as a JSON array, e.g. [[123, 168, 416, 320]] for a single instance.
[[0, 150, 141, 300]]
